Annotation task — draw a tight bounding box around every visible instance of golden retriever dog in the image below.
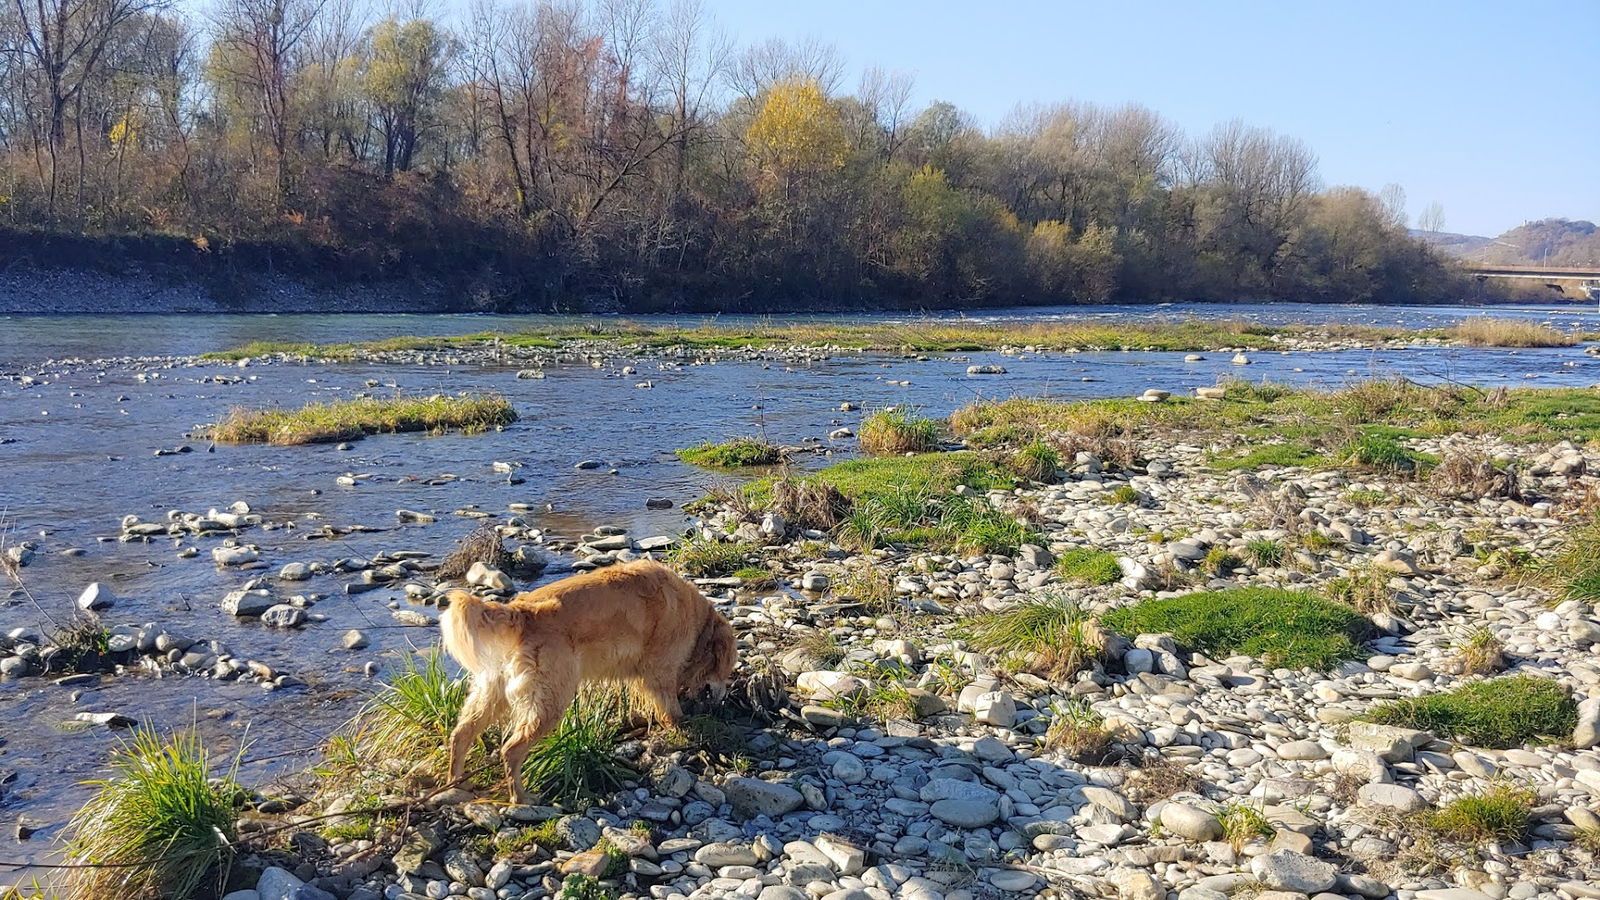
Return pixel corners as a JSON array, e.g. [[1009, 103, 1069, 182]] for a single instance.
[[440, 559, 737, 803]]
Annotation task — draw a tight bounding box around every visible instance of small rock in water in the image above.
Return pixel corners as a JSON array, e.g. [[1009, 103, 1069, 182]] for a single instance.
[[77, 582, 116, 611]]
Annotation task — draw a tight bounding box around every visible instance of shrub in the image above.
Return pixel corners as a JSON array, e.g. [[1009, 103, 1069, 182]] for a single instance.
[[1203, 546, 1241, 575], [669, 537, 753, 577], [833, 566, 896, 612], [941, 499, 1042, 556], [1102, 587, 1374, 670], [519, 687, 635, 806], [1366, 675, 1577, 748], [796, 630, 848, 668], [210, 392, 515, 445], [1245, 538, 1287, 569], [958, 594, 1102, 679], [1056, 548, 1123, 586], [1124, 756, 1203, 803], [675, 437, 782, 469], [1426, 783, 1536, 843], [65, 727, 242, 900], [859, 408, 942, 455], [1009, 441, 1060, 482]]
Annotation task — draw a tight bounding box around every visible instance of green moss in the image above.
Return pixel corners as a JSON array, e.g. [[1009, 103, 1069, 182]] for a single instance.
[[1102, 587, 1373, 670], [1366, 675, 1577, 748], [1056, 548, 1123, 585], [675, 437, 782, 469]]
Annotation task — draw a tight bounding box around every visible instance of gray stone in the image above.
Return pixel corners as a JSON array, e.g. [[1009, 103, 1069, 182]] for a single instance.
[[1160, 802, 1222, 841], [1249, 850, 1338, 893], [256, 867, 335, 900], [260, 604, 306, 629], [694, 842, 759, 867], [1356, 782, 1425, 813], [930, 798, 999, 828], [723, 776, 804, 817], [222, 589, 275, 617]]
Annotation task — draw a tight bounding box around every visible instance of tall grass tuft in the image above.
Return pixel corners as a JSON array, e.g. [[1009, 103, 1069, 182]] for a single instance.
[[521, 686, 635, 806], [65, 727, 242, 900], [669, 537, 754, 577], [959, 594, 1102, 679], [859, 408, 942, 455], [1426, 782, 1536, 843], [1008, 441, 1060, 482], [1550, 519, 1600, 605]]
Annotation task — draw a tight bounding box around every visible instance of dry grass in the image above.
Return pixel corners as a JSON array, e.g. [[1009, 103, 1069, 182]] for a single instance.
[[1124, 756, 1204, 803], [1043, 700, 1120, 764], [210, 392, 515, 445], [958, 594, 1105, 679], [1455, 627, 1506, 676], [769, 478, 852, 531], [436, 523, 514, 581], [1447, 318, 1577, 348], [1431, 453, 1522, 502]]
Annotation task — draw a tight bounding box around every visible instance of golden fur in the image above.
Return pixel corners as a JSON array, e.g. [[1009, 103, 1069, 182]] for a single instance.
[[439, 559, 737, 803]]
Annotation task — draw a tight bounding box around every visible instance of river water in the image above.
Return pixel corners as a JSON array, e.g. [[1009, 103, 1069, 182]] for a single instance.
[[0, 302, 1596, 872]]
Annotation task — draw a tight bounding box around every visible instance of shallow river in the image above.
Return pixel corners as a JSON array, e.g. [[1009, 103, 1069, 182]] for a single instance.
[[0, 302, 1596, 873]]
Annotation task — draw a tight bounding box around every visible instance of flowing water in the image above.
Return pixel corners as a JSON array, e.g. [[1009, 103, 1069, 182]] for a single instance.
[[0, 301, 1596, 872]]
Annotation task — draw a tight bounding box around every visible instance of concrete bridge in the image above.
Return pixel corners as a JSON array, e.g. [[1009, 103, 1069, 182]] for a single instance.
[[1463, 263, 1600, 300]]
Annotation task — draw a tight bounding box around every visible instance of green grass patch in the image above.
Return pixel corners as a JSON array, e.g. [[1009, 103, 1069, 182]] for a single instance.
[[859, 408, 943, 455], [1365, 675, 1577, 748], [64, 726, 242, 899], [1425, 782, 1536, 843], [1209, 443, 1323, 471], [1056, 548, 1122, 585], [1102, 587, 1374, 670], [675, 437, 782, 469], [950, 381, 1600, 451], [668, 537, 755, 578], [210, 392, 515, 445], [1341, 432, 1435, 474], [1106, 484, 1140, 505]]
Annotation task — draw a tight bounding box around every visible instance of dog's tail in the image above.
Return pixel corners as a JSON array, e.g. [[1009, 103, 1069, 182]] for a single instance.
[[440, 589, 520, 675]]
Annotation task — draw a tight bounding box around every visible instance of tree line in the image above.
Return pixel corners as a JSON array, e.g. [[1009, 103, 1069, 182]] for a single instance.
[[0, 0, 1466, 311]]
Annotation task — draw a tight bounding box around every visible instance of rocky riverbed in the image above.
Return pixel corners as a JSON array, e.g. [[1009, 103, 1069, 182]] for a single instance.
[[187, 418, 1600, 900], [4, 330, 1600, 900]]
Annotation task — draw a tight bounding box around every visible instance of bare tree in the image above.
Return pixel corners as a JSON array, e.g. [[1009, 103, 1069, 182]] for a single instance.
[[1379, 182, 1406, 228], [6, 0, 171, 211], [1418, 201, 1446, 234], [725, 34, 841, 103], [210, 0, 327, 202]]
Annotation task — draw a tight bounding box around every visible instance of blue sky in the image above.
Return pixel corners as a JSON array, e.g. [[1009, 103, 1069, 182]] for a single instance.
[[703, 0, 1599, 237]]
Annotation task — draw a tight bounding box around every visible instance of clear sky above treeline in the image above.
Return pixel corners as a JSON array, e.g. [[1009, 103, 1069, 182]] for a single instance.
[[701, 0, 1599, 238]]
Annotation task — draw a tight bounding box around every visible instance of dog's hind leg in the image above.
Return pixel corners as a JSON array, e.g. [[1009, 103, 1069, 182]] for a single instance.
[[500, 647, 577, 805], [447, 674, 503, 789]]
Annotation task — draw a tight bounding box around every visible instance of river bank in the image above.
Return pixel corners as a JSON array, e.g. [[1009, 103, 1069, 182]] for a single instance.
[[2, 322, 1600, 899], [9, 379, 1600, 900]]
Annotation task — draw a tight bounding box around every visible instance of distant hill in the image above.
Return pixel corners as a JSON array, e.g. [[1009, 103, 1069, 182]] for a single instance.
[[1412, 229, 1494, 259], [1416, 218, 1600, 267]]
